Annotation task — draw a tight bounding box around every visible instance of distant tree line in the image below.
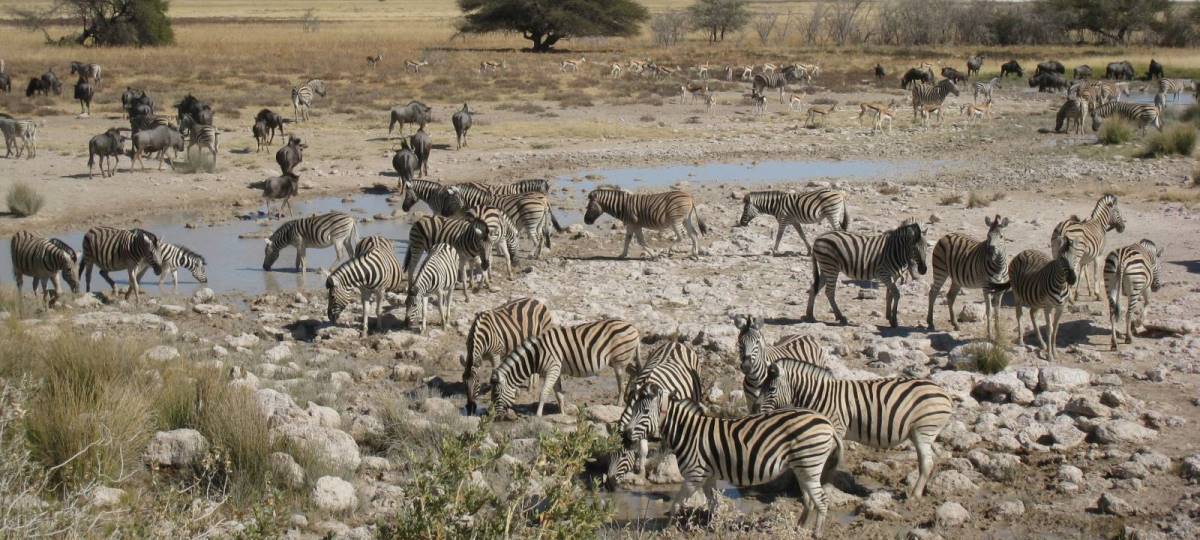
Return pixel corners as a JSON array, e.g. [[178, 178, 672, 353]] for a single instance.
[[11, 0, 174, 47]]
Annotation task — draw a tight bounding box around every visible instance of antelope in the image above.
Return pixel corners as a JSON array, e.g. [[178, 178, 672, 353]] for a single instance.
[[405, 59, 429, 73], [682, 81, 707, 104], [919, 103, 944, 126], [367, 53, 383, 68], [762, 63, 777, 74], [629, 60, 645, 74], [960, 101, 992, 123], [741, 66, 755, 80], [610, 63, 622, 78], [858, 99, 897, 125], [789, 94, 805, 111], [805, 102, 837, 127], [561, 57, 586, 72], [872, 107, 895, 133], [694, 64, 710, 78], [704, 91, 715, 111], [480, 60, 504, 74]]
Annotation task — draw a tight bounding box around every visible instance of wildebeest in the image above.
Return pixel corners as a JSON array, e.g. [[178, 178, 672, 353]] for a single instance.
[[276, 136, 306, 176], [392, 141, 418, 187], [451, 103, 472, 150], [122, 88, 154, 118], [940, 67, 968, 84], [1000, 60, 1023, 78], [74, 78, 94, 115], [1073, 65, 1093, 79], [256, 173, 300, 218], [0, 73, 10, 94], [26, 78, 51, 97], [874, 63, 885, 80], [966, 55, 984, 78], [176, 94, 214, 126], [131, 125, 185, 170], [1148, 59, 1164, 80], [900, 68, 933, 89], [254, 109, 287, 143], [40, 69, 62, 95], [1029, 72, 1070, 93], [88, 128, 129, 178], [410, 127, 431, 177], [388, 101, 432, 137], [253, 120, 270, 152], [69, 62, 101, 88], [1035, 61, 1066, 78], [1105, 61, 1135, 81]]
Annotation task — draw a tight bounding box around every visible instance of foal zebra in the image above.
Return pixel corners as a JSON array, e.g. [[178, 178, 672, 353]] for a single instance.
[[1051, 194, 1125, 301], [10, 231, 80, 306], [927, 215, 1011, 338], [488, 319, 641, 418], [804, 221, 929, 328], [463, 298, 555, 416], [1156, 78, 1188, 102], [263, 211, 358, 273], [138, 242, 208, 289], [400, 179, 464, 217], [733, 315, 826, 412], [1009, 239, 1079, 361], [1104, 240, 1164, 351], [737, 189, 850, 255], [613, 341, 703, 475], [909, 79, 959, 120], [405, 243, 459, 333], [583, 188, 709, 259], [973, 77, 1001, 103], [760, 359, 951, 498], [1090, 101, 1161, 134], [81, 227, 163, 301], [402, 213, 493, 299], [291, 79, 326, 122], [325, 236, 404, 336]]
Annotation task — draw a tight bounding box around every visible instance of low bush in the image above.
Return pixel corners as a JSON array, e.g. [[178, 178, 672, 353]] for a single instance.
[[6, 182, 45, 217], [1139, 125, 1197, 158], [967, 190, 991, 208], [939, 194, 963, 205], [1097, 119, 1135, 145], [965, 341, 1010, 374]]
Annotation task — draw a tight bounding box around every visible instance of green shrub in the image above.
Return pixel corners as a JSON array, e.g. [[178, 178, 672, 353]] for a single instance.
[[966, 341, 1010, 374], [1139, 125, 1197, 158], [6, 182, 45, 217], [1098, 119, 1135, 145]]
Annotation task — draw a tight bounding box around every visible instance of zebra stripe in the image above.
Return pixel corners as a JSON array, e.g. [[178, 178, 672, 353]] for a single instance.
[[612, 341, 703, 475], [401, 179, 464, 217], [583, 188, 709, 258], [143, 242, 208, 288], [10, 231, 80, 305], [491, 192, 561, 258], [80, 227, 162, 301], [463, 298, 555, 415], [927, 215, 1011, 337], [760, 359, 951, 498], [15, 120, 37, 159], [804, 221, 929, 328], [1104, 239, 1164, 351], [494, 178, 550, 195], [185, 123, 218, 165], [753, 72, 790, 103], [1009, 241, 1079, 361], [733, 315, 826, 412], [909, 79, 959, 120], [405, 243, 459, 333], [403, 213, 492, 299], [1051, 194, 1125, 301], [489, 319, 641, 417], [263, 211, 358, 273], [737, 189, 850, 255], [325, 235, 404, 336], [1157, 78, 1187, 102], [1090, 101, 1160, 133], [462, 206, 516, 285], [291, 79, 326, 122], [973, 77, 1001, 103]]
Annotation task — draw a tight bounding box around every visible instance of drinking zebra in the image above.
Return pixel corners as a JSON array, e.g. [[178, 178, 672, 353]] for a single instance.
[[291, 79, 326, 122], [263, 211, 358, 273], [926, 215, 1011, 338], [463, 298, 555, 416], [1051, 194, 1125, 301], [488, 319, 641, 418], [1090, 101, 1161, 134], [973, 77, 1001, 103], [804, 221, 928, 328], [909, 79, 959, 120], [1104, 240, 1164, 351], [9, 231, 80, 307], [80, 227, 163, 301], [402, 213, 493, 299], [613, 341, 702, 474], [325, 236, 404, 336], [137, 242, 208, 289], [400, 179, 464, 217], [733, 315, 826, 412], [736, 189, 850, 256], [1156, 78, 1188, 102], [405, 243, 459, 334], [1009, 240, 1078, 361], [583, 187, 709, 259], [760, 359, 951, 498]]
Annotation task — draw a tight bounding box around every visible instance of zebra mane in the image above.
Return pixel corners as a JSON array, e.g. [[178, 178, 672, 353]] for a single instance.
[[1095, 194, 1119, 216], [772, 357, 835, 381], [172, 244, 206, 264], [593, 185, 630, 194]]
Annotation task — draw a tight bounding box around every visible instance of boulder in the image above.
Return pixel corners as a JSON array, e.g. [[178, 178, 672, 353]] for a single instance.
[[1094, 421, 1157, 445], [144, 429, 209, 468], [275, 422, 361, 473], [926, 470, 979, 496], [306, 402, 341, 428], [648, 454, 684, 484], [1182, 454, 1200, 484], [935, 501, 971, 528], [226, 333, 260, 349], [144, 345, 180, 362], [584, 405, 624, 425], [391, 363, 424, 381], [957, 303, 984, 323], [89, 486, 126, 508], [420, 397, 459, 417], [1038, 367, 1090, 392], [193, 287, 215, 303], [1096, 492, 1134, 516], [263, 343, 291, 363], [993, 500, 1025, 518], [312, 476, 357, 513], [270, 452, 305, 488]]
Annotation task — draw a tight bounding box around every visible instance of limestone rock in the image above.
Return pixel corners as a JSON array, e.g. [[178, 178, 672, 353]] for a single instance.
[[935, 501, 971, 528], [312, 476, 357, 513], [144, 429, 209, 468]]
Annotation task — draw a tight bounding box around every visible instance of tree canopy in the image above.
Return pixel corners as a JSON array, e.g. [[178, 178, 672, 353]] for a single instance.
[[1041, 0, 1169, 44], [12, 0, 174, 47], [457, 0, 650, 52], [688, 0, 751, 42]]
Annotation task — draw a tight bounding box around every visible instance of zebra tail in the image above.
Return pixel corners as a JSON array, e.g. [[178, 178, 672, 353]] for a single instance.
[[693, 206, 709, 236], [1109, 257, 1124, 320], [549, 209, 564, 233], [984, 280, 1011, 294], [820, 430, 844, 486], [839, 204, 850, 231]]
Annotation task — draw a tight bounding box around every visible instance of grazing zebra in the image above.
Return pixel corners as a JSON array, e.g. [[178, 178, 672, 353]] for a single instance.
[[753, 72, 789, 104], [1156, 78, 1188, 102], [488, 319, 641, 417], [620, 385, 841, 534], [465, 205, 516, 282], [462, 298, 555, 416], [366, 53, 382, 68], [405, 243, 459, 333], [1054, 97, 1089, 134], [613, 341, 703, 475], [1104, 240, 1164, 350], [1009, 240, 1078, 361], [492, 192, 563, 258], [10, 231, 80, 307], [325, 236, 404, 336], [80, 227, 163, 301], [402, 213, 493, 298], [973, 77, 1001, 103], [137, 242, 208, 289], [405, 59, 428, 72], [263, 211, 358, 273], [804, 221, 929, 328], [760, 359, 951, 498], [1051, 194, 1126, 301], [400, 179, 464, 217], [583, 187, 709, 259], [733, 315, 826, 412], [291, 79, 326, 122], [927, 215, 1011, 337], [737, 189, 850, 256], [1090, 101, 1161, 134], [909, 79, 959, 121]]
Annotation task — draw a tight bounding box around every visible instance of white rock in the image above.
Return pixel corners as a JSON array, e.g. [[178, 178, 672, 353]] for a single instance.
[[648, 454, 683, 484], [1181, 454, 1200, 483], [270, 452, 305, 488], [926, 470, 979, 496], [312, 476, 357, 513], [935, 501, 971, 528], [193, 303, 230, 315], [420, 397, 459, 417], [1058, 464, 1084, 484], [276, 423, 361, 473], [157, 304, 186, 317], [143, 345, 179, 362], [89, 486, 126, 508], [226, 333, 260, 349], [306, 402, 341, 428], [263, 343, 291, 363], [193, 287, 215, 303], [1094, 420, 1157, 445], [144, 429, 209, 468], [957, 303, 984, 323], [1038, 366, 1090, 392], [391, 363, 424, 381], [585, 405, 624, 424], [993, 500, 1025, 518]]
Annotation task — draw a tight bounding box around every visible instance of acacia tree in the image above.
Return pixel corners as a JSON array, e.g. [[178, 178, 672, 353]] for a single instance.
[[11, 0, 173, 46], [1042, 0, 1168, 44], [689, 0, 751, 42], [457, 0, 649, 52]]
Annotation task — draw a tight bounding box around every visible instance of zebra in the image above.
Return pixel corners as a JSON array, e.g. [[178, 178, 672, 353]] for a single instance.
[[488, 319, 641, 418], [804, 221, 929, 328], [10, 231, 80, 307], [619, 384, 841, 534], [583, 187, 709, 259], [405, 243, 459, 334], [1009, 240, 1079, 361], [613, 341, 703, 475], [400, 179, 464, 217], [180, 115, 218, 165], [750, 89, 767, 114], [462, 298, 555, 416], [493, 178, 551, 195], [291, 79, 326, 122], [736, 189, 850, 256], [263, 211, 358, 273], [1156, 78, 1188, 102], [136, 242, 208, 290], [325, 236, 404, 336], [402, 213, 493, 299], [1051, 194, 1125, 301], [80, 227, 163, 301], [973, 77, 1001, 103], [732, 315, 826, 413], [926, 215, 1012, 338], [759, 359, 952, 498], [1090, 101, 1160, 134], [491, 192, 563, 258], [1104, 240, 1164, 351], [1053, 97, 1088, 134], [909, 79, 959, 121], [753, 72, 789, 104], [15, 120, 37, 159], [464, 205, 516, 283]]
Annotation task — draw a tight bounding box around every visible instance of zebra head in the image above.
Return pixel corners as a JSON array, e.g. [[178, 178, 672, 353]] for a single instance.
[[133, 229, 163, 275], [175, 245, 208, 283], [262, 236, 283, 271], [604, 445, 639, 490], [1055, 237, 1079, 286], [759, 362, 789, 413], [1099, 195, 1125, 233], [736, 193, 762, 227], [1141, 239, 1165, 292], [623, 383, 667, 449], [898, 222, 928, 276], [734, 315, 768, 388], [399, 180, 417, 211], [463, 313, 497, 416], [983, 215, 1010, 243], [583, 190, 607, 225], [325, 280, 356, 324], [488, 359, 521, 419]]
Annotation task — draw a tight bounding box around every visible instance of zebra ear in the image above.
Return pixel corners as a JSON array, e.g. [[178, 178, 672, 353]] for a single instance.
[[750, 316, 763, 330], [766, 363, 781, 382], [984, 215, 993, 227], [731, 314, 746, 329], [999, 217, 1010, 228], [263, 238, 272, 246]]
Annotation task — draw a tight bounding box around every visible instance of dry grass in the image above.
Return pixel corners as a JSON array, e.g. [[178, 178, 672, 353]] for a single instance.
[[967, 190, 999, 208], [877, 184, 902, 196], [5, 182, 45, 217], [939, 194, 963, 206], [1139, 125, 1197, 158]]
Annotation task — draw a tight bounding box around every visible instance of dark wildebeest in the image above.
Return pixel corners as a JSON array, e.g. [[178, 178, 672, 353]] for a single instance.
[[74, 78, 94, 115], [1072, 65, 1093, 80], [941, 67, 968, 85], [451, 103, 472, 150], [254, 109, 287, 143], [88, 128, 129, 178], [1029, 72, 1069, 93], [388, 101, 432, 137], [966, 55, 984, 78], [122, 88, 154, 118], [131, 125, 185, 170], [392, 140, 418, 188], [874, 64, 885, 80], [40, 69, 62, 95], [0, 73, 10, 94], [1148, 59, 1164, 80], [176, 94, 214, 126], [253, 120, 270, 152], [1105, 61, 1135, 81], [1000, 60, 1023, 78], [276, 136, 306, 176], [256, 173, 300, 218], [26, 78, 50, 97], [1034, 61, 1065, 78], [409, 127, 431, 178], [900, 68, 933, 89]]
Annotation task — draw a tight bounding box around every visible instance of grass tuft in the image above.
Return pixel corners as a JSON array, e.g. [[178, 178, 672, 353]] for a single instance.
[[877, 184, 902, 195], [6, 182, 45, 217], [966, 341, 1010, 374], [1098, 119, 1135, 145], [1138, 125, 1197, 158], [939, 194, 963, 206], [967, 190, 991, 208]]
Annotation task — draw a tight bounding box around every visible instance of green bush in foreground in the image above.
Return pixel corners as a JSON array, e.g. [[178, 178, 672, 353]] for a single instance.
[[1098, 119, 1135, 145], [966, 341, 1010, 375], [1140, 125, 1197, 158]]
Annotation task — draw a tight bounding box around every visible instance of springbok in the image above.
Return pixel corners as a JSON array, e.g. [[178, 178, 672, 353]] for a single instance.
[[405, 59, 429, 73]]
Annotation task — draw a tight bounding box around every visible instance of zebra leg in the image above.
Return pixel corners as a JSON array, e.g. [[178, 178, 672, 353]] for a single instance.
[[804, 265, 822, 323], [457, 261, 471, 302], [1049, 307, 1065, 361], [126, 269, 141, 302], [826, 277, 848, 325], [420, 296, 429, 334], [536, 365, 561, 417], [926, 274, 946, 330], [702, 476, 720, 517], [945, 283, 962, 330], [1013, 305, 1025, 346], [794, 466, 828, 533], [910, 430, 938, 498], [611, 365, 625, 405], [1091, 259, 1102, 299], [683, 218, 701, 257], [619, 230, 633, 259], [984, 290, 994, 340], [296, 245, 307, 274], [633, 228, 656, 259], [884, 278, 901, 328], [1109, 289, 1122, 350], [99, 269, 117, 295], [771, 223, 787, 255], [637, 438, 649, 475], [793, 223, 812, 256], [359, 290, 371, 337]]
